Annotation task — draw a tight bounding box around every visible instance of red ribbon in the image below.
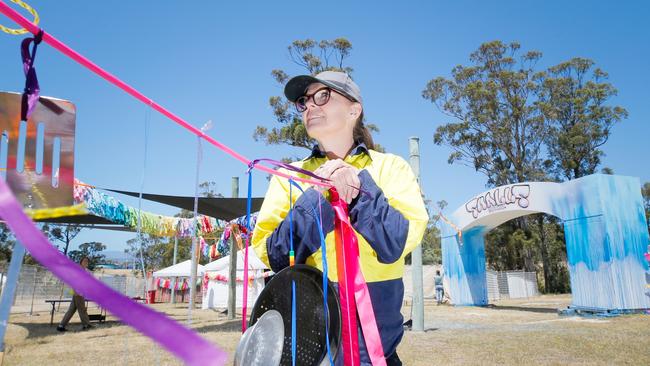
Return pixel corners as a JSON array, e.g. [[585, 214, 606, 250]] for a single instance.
[[330, 189, 386, 366], [242, 235, 251, 333]]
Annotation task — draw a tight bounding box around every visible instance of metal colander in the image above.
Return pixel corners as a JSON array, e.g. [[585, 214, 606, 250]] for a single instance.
[[249, 264, 341, 366]]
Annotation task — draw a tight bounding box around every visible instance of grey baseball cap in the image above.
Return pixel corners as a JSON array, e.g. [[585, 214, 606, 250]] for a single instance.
[[284, 71, 363, 104]]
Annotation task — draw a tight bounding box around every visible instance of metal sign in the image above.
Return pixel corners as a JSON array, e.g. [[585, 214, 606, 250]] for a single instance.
[[0, 91, 75, 209]]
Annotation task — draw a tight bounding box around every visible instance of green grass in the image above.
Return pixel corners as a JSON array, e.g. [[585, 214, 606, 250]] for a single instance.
[[3, 295, 649, 365]]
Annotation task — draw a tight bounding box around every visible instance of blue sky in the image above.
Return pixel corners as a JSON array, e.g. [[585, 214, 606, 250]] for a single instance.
[[1, 0, 648, 255]]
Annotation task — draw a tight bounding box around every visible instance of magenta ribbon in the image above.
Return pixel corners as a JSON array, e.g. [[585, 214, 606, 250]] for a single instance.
[[0, 179, 227, 366], [248, 158, 330, 183], [330, 189, 386, 366], [241, 234, 250, 333], [248, 158, 371, 198]]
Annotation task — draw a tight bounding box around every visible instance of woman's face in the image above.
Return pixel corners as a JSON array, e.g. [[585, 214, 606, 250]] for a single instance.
[[300, 83, 360, 142], [80, 258, 89, 268]]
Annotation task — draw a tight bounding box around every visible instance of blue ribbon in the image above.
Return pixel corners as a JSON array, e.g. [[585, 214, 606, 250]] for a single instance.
[[287, 180, 334, 365], [288, 180, 296, 366]]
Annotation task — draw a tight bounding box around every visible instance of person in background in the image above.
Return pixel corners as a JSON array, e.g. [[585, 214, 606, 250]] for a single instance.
[[146, 270, 156, 304], [57, 256, 93, 331], [434, 269, 444, 305]]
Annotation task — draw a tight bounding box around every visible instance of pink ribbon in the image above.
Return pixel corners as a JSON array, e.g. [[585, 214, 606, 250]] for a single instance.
[[0, 1, 331, 190], [330, 189, 386, 366]]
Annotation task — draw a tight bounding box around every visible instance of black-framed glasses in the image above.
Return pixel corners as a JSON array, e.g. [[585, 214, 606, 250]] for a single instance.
[[294, 87, 332, 112]]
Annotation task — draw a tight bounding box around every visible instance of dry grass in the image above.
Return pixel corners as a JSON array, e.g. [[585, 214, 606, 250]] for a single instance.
[[3, 295, 649, 365]]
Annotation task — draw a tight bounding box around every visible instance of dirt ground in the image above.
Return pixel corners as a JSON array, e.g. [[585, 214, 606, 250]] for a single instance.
[[2, 294, 649, 365]]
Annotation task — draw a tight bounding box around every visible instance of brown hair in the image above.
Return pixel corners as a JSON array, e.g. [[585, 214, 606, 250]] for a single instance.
[[352, 112, 375, 150]]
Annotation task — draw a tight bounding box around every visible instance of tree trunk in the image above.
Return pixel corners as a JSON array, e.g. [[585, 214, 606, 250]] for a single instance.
[[518, 217, 535, 272], [537, 215, 552, 293], [63, 238, 70, 256]]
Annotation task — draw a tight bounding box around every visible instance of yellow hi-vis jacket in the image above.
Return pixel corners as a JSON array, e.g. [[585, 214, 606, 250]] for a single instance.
[[252, 144, 428, 360]]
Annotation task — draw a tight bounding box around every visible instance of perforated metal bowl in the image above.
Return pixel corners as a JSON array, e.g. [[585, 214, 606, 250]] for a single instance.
[[249, 264, 340, 366], [234, 309, 284, 366]]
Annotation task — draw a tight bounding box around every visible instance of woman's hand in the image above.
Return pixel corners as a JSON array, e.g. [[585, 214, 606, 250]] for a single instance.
[[313, 159, 360, 204]]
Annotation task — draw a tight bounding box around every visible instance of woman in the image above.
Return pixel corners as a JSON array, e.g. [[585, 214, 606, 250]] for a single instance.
[[252, 71, 428, 365], [57, 256, 93, 331]]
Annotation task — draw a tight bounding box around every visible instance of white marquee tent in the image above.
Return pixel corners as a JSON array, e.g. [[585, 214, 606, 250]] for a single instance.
[[202, 250, 269, 309], [153, 259, 205, 278]]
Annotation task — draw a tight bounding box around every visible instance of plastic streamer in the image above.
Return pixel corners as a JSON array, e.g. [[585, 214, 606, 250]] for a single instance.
[[72, 180, 229, 238]]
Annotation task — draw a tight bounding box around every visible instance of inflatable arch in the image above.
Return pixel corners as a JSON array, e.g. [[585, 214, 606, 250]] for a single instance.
[[440, 174, 650, 310]]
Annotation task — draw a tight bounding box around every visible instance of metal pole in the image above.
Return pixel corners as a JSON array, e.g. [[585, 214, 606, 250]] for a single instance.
[[188, 136, 202, 324], [408, 137, 425, 332], [524, 271, 530, 299], [228, 177, 239, 320], [231, 177, 239, 199], [188, 244, 197, 321], [28, 266, 37, 316], [171, 236, 178, 304], [173, 236, 178, 265], [0, 242, 27, 361]]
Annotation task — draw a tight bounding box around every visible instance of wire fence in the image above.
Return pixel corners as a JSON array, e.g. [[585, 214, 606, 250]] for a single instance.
[[487, 269, 539, 300], [0, 262, 145, 314], [403, 265, 539, 303], [2, 262, 539, 314]]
